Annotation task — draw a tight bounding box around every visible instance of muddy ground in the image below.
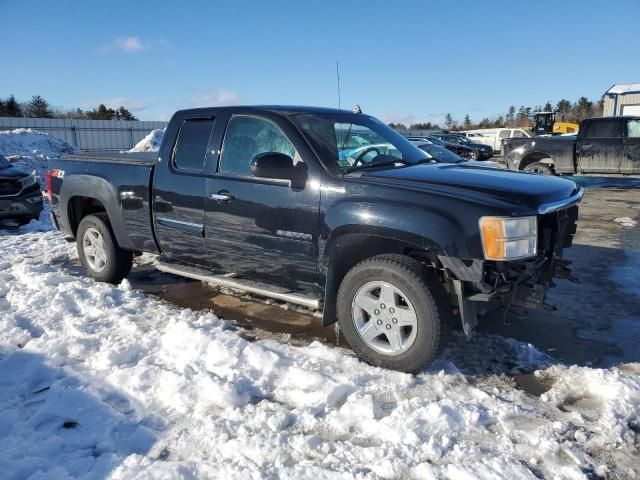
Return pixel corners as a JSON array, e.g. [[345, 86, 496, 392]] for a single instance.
[[121, 176, 640, 376]]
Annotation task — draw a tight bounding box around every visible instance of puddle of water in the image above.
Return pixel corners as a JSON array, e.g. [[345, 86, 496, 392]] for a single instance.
[[510, 372, 553, 397], [126, 264, 339, 345]]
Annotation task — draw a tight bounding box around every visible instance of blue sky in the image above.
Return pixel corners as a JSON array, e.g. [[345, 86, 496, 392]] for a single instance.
[[1, 0, 639, 124]]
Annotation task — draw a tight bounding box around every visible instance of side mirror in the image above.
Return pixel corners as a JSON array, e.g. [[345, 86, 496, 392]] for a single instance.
[[250, 152, 307, 188]]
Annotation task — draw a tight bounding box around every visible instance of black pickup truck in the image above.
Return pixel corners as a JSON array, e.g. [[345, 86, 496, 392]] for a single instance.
[[503, 116, 640, 175], [48, 106, 583, 372]]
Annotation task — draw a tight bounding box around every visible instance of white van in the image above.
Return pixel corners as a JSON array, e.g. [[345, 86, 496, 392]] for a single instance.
[[462, 128, 531, 154]]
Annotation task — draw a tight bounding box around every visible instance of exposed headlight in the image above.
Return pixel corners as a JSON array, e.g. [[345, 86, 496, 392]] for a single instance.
[[21, 174, 38, 189], [479, 216, 537, 260]]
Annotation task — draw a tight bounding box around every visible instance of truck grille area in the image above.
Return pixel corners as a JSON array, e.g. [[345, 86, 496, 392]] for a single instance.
[[0, 178, 21, 196], [538, 205, 579, 258]]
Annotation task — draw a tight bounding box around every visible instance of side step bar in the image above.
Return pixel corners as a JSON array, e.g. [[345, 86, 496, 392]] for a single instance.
[[156, 262, 322, 310]]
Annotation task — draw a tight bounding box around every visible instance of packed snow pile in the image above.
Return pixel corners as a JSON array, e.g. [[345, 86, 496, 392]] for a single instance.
[[0, 129, 76, 183], [1, 219, 639, 479], [0, 128, 76, 161], [128, 129, 165, 152], [614, 216, 638, 227]]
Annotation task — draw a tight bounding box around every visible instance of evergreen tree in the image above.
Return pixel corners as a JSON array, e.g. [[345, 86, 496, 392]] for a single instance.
[[556, 99, 572, 114], [0, 98, 5, 116], [444, 113, 454, 129], [115, 106, 137, 121], [544, 100, 553, 112], [4, 95, 23, 117], [87, 104, 116, 120], [27, 95, 53, 118], [573, 97, 593, 121], [463, 114, 471, 129]]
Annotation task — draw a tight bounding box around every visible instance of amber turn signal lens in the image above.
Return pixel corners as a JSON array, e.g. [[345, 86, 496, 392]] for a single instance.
[[480, 217, 506, 260], [479, 216, 537, 261]]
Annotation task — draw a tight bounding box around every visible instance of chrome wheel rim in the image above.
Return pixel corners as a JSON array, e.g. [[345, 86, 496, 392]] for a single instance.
[[82, 227, 107, 272], [352, 281, 418, 356]]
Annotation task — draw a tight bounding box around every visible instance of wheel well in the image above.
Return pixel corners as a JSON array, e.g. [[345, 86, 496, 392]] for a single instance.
[[67, 196, 107, 237], [519, 153, 554, 170], [321, 234, 440, 326]]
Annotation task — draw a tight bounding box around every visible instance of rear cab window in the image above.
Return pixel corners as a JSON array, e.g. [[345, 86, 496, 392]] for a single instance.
[[173, 119, 215, 172], [583, 120, 622, 139]]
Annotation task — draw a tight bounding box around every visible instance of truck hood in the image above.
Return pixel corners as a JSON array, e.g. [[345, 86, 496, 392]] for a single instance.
[[0, 163, 30, 179], [361, 163, 580, 213]]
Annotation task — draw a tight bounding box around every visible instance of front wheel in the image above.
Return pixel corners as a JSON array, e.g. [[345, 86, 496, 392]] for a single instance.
[[77, 213, 133, 284], [337, 254, 450, 373], [524, 161, 554, 175]]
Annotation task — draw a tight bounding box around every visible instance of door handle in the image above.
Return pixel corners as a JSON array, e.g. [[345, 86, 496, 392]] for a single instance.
[[210, 191, 234, 203], [581, 143, 592, 149]]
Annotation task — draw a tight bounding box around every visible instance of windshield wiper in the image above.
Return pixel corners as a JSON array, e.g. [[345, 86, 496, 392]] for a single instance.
[[345, 159, 411, 174]]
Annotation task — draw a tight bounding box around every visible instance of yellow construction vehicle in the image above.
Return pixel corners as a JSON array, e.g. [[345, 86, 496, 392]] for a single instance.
[[533, 112, 579, 135]]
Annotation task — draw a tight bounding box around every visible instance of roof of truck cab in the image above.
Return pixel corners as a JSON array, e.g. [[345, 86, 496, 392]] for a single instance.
[[173, 105, 360, 116]]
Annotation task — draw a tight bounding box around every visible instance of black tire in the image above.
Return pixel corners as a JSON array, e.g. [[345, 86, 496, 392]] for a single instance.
[[469, 150, 479, 160], [77, 213, 133, 284], [524, 161, 554, 175], [337, 254, 451, 373]]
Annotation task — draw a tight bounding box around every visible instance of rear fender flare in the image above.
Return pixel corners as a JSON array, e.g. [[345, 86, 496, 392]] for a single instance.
[[59, 175, 134, 250]]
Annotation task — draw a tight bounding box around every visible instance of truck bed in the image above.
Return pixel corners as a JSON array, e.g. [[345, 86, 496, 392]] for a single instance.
[[51, 151, 158, 254]]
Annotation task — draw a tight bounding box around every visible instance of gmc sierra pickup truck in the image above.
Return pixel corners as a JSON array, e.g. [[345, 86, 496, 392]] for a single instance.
[[48, 106, 583, 372], [503, 116, 640, 175]]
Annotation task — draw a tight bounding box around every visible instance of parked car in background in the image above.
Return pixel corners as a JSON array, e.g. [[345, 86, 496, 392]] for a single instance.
[[405, 136, 476, 159], [48, 105, 583, 372], [429, 133, 494, 160], [503, 116, 640, 175], [462, 129, 531, 154], [409, 141, 499, 168], [0, 154, 43, 227]]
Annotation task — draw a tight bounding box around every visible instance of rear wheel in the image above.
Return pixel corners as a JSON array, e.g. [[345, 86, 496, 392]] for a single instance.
[[77, 213, 132, 284], [524, 161, 554, 175], [337, 254, 451, 373]]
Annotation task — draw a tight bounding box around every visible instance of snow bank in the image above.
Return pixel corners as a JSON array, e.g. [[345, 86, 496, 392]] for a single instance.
[[1, 219, 639, 479], [0, 128, 76, 161], [0, 129, 76, 184], [128, 129, 164, 152]]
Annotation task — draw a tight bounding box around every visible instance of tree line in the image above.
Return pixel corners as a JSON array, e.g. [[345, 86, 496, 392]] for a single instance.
[[0, 94, 137, 121], [389, 96, 605, 131]]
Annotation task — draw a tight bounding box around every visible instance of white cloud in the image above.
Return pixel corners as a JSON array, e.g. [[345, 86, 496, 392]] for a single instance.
[[187, 89, 243, 107], [99, 36, 146, 54]]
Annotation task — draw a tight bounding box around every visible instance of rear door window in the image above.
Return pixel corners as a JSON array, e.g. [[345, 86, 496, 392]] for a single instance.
[[584, 120, 622, 139], [627, 119, 640, 138], [173, 119, 215, 172]]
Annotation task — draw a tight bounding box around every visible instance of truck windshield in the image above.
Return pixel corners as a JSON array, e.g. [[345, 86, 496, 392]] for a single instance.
[[291, 113, 429, 173]]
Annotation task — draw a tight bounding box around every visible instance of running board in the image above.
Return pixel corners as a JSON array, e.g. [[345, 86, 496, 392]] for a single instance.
[[156, 262, 322, 310]]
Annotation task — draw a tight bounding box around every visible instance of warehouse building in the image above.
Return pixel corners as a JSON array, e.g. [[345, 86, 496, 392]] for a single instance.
[[603, 83, 640, 116]]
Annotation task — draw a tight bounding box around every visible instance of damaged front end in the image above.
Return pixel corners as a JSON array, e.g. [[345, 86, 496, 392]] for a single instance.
[[440, 203, 581, 336]]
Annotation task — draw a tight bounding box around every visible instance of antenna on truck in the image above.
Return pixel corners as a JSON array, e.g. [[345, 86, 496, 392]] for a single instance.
[[336, 60, 341, 111]]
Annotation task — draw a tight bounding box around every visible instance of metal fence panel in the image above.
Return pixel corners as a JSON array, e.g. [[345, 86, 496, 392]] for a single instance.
[[0, 117, 168, 151]]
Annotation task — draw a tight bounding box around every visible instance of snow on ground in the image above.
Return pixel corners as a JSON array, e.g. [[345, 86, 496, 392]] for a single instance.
[[128, 129, 165, 152], [0, 215, 639, 480], [614, 217, 638, 228]]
